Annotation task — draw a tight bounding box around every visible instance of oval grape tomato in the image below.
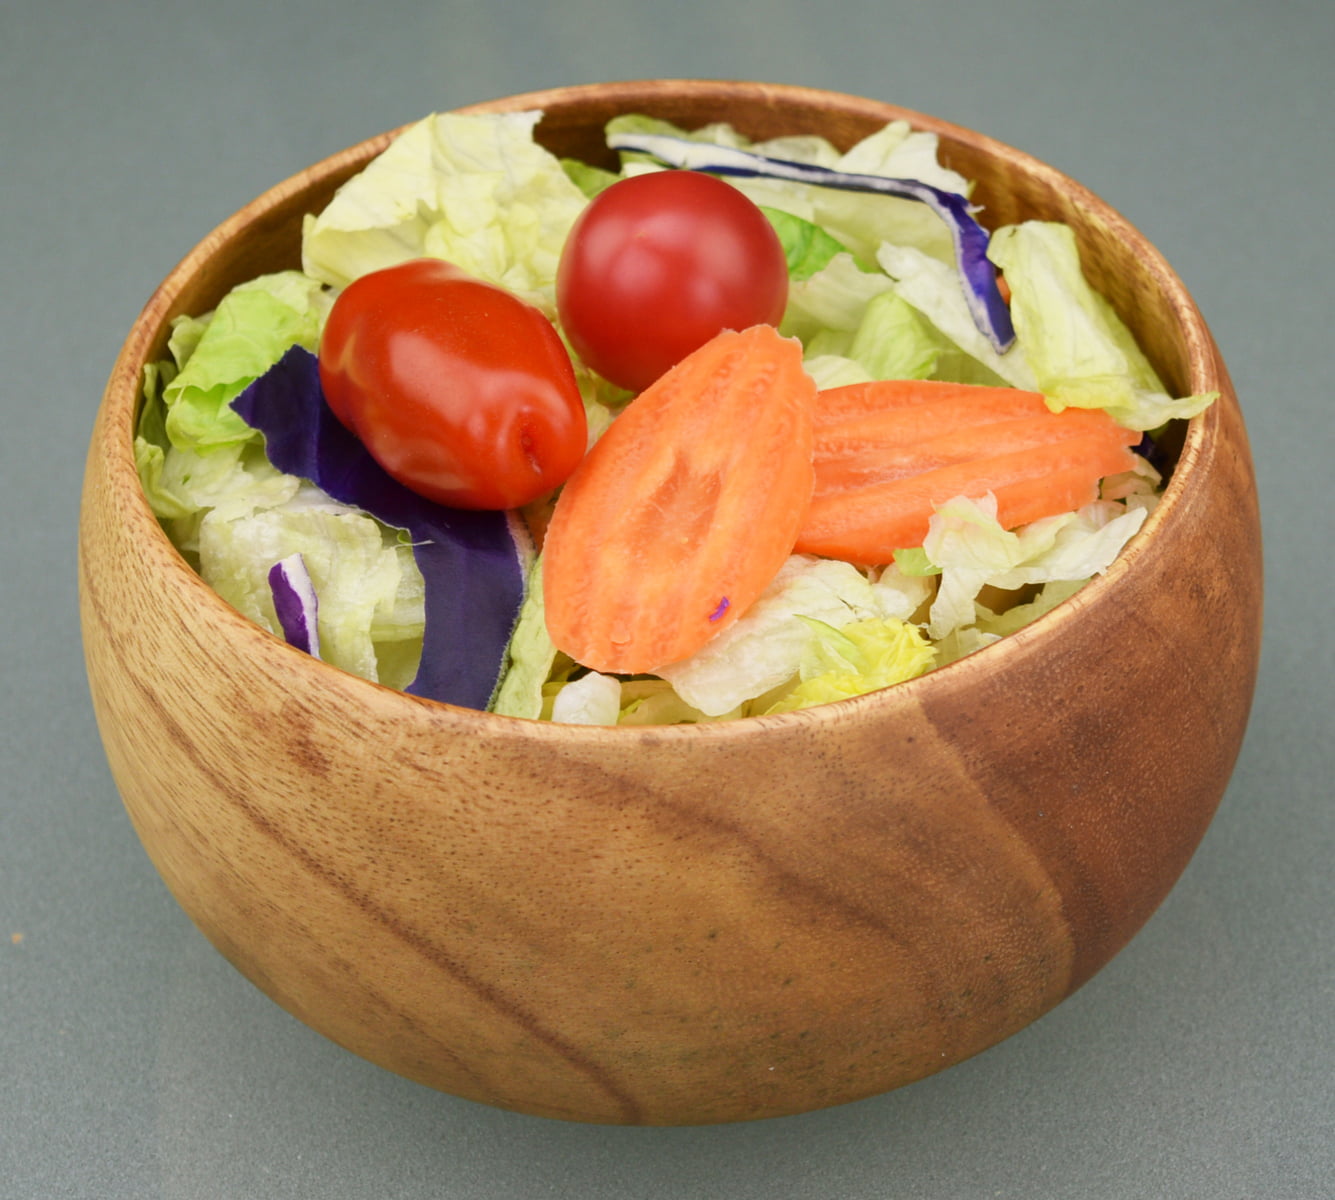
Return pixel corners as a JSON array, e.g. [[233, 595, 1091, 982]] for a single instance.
[[555, 170, 789, 392], [318, 258, 587, 511]]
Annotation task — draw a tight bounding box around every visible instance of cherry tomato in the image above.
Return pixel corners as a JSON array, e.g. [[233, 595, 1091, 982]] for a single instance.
[[318, 258, 587, 511], [555, 170, 789, 392]]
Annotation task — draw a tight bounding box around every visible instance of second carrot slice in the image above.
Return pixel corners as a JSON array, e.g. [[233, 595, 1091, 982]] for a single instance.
[[543, 325, 817, 675], [797, 379, 1142, 563]]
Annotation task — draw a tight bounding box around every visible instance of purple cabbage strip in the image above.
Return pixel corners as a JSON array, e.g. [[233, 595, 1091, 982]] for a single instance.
[[232, 346, 527, 711], [268, 553, 321, 657], [606, 131, 1015, 354]]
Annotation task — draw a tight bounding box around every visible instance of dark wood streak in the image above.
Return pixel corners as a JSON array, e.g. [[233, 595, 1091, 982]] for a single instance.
[[536, 732, 1066, 1027], [150, 676, 640, 1120], [578, 758, 925, 941]]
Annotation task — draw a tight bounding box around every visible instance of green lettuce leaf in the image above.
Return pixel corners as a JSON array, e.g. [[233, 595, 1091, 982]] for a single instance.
[[561, 157, 620, 198], [490, 557, 559, 719], [762, 616, 935, 714], [844, 288, 943, 381], [160, 271, 331, 450], [760, 207, 854, 281]]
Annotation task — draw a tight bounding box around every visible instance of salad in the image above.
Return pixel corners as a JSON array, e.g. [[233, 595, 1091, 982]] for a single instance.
[[134, 107, 1216, 725]]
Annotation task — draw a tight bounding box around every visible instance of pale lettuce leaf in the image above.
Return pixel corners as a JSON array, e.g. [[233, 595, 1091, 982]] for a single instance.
[[302, 110, 588, 310], [875, 242, 1037, 390], [763, 616, 935, 713], [780, 252, 895, 344], [921, 493, 1148, 640], [549, 670, 622, 725], [987, 220, 1217, 429], [197, 490, 423, 686], [655, 555, 883, 717], [844, 288, 944, 381], [800, 353, 876, 390]]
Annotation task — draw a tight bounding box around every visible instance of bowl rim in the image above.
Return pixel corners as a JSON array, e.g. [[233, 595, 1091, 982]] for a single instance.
[[90, 78, 1229, 744]]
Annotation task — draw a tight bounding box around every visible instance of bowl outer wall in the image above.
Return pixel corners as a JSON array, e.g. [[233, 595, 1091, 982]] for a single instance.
[[78, 80, 1262, 1125]]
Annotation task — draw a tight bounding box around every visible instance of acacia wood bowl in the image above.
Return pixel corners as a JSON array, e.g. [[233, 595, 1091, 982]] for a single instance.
[[79, 80, 1262, 1125]]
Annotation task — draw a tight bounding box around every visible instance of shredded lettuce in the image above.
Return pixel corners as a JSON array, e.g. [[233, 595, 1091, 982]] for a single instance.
[[780, 252, 895, 345], [561, 157, 620, 198], [490, 557, 559, 719], [761, 207, 856, 281], [843, 289, 944, 381], [875, 243, 1035, 390], [920, 493, 1149, 640], [654, 555, 884, 717], [763, 616, 935, 714], [800, 354, 876, 390], [616, 680, 744, 725]]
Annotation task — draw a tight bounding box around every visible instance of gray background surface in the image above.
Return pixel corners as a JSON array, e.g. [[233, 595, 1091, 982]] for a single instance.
[[4, 1, 1332, 1196]]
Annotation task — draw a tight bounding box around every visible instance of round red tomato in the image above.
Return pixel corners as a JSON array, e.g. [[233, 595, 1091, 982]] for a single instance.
[[318, 258, 587, 511], [556, 170, 789, 392]]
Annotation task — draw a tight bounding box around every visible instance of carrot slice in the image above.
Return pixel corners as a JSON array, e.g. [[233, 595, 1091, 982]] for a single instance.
[[814, 381, 1100, 468], [820, 410, 1130, 488], [543, 325, 817, 674], [797, 380, 1140, 563]]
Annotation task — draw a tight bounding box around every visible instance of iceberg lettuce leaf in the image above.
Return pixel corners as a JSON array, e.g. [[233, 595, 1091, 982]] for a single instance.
[[302, 110, 587, 310], [490, 556, 559, 720], [876, 243, 1036, 389], [199, 496, 413, 685], [655, 555, 882, 717], [549, 670, 622, 725], [844, 288, 943, 381], [780, 252, 895, 344], [921, 493, 1148, 641], [988, 221, 1217, 429]]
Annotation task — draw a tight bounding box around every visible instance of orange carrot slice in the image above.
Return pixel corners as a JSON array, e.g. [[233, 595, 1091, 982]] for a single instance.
[[797, 380, 1140, 563], [543, 325, 817, 674], [814, 380, 1088, 463]]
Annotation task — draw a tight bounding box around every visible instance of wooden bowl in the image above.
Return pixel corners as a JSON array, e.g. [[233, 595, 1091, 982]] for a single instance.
[[79, 80, 1262, 1125]]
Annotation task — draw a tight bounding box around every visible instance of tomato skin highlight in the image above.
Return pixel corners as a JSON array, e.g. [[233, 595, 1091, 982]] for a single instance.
[[318, 258, 587, 511], [556, 170, 789, 392]]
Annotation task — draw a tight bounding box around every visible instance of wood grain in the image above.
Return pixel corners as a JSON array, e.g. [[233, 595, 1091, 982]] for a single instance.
[[78, 81, 1262, 1124]]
